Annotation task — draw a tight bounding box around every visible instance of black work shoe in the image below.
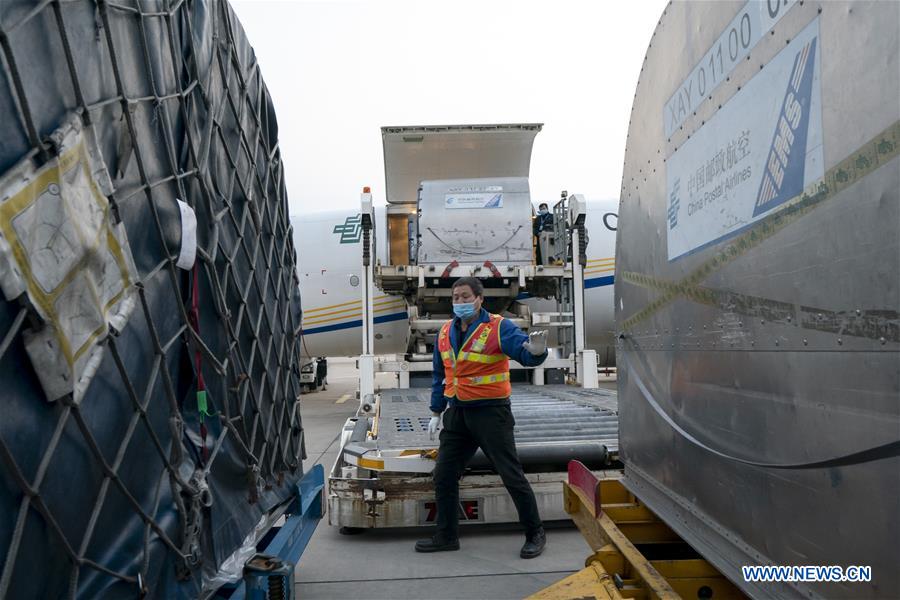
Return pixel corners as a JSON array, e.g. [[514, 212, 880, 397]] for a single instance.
[[415, 535, 460, 553], [520, 528, 546, 559]]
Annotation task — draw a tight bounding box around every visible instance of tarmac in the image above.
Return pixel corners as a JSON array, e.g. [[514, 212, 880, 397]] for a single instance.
[[293, 358, 597, 599]]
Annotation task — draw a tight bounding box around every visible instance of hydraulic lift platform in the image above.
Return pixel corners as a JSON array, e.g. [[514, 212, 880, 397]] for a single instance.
[[528, 461, 746, 600]]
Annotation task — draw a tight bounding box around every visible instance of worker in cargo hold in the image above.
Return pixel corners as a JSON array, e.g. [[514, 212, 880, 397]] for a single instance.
[[533, 202, 554, 265], [415, 276, 549, 558], [533, 202, 553, 234]]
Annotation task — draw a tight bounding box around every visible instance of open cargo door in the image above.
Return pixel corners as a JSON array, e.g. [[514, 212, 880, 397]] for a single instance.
[[381, 123, 542, 205]]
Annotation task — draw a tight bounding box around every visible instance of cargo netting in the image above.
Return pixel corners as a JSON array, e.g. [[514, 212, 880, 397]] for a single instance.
[[0, 0, 306, 597]]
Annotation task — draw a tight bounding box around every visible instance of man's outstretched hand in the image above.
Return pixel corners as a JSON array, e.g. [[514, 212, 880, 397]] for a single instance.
[[523, 330, 548, 356]]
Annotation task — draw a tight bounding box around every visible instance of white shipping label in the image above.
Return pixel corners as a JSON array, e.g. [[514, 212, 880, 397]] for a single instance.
[[0, 114, 138, 402], [445, 192, 503, 209], [665, 18, 823, 261]]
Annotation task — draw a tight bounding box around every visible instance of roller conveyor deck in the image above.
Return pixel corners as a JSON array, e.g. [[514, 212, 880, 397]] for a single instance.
[[346, 385, 618, 473], [331, 383, 619, 527]]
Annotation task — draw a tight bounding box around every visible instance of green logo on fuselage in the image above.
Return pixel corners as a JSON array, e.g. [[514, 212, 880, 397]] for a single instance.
[[333, 214, 362, 243]]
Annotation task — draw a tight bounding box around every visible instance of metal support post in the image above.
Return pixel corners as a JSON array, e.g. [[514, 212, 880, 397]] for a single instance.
[[568, 195, 598, 388], [359, 189, 376, 409]]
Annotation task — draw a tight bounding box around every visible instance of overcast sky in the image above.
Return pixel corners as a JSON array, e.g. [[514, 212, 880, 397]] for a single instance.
[[230, 0, 668, 215]]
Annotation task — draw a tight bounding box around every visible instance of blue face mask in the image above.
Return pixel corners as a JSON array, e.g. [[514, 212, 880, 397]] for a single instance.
[[453, 302, 477, 319], [539, 208, 548, 215]]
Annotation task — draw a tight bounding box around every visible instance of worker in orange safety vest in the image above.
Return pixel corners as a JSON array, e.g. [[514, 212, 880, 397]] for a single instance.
[[415, 276, 549, 558]]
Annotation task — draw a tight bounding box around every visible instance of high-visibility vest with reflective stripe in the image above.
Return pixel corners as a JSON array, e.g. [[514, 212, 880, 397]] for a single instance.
[[437, 314, 511, 401]]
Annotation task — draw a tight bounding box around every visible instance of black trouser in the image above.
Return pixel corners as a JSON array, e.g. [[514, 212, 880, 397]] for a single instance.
[[433, 403, 542, 540]]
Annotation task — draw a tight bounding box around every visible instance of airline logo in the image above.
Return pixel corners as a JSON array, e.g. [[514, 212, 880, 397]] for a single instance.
[[753, 37, 817, 217], [333, 214, 362, 244], [667, 178, 681, 230], [483, 193, 502, 208], [445, 192, 503, 209]]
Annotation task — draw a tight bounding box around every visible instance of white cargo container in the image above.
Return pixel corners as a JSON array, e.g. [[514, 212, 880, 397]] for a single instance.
[[416, 177, 534, 266]]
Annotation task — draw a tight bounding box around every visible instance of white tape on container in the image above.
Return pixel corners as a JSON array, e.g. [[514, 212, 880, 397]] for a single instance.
[[176, 199, 197, 270]]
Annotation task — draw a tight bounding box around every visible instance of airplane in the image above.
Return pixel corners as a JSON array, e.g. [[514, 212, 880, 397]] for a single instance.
[[291, 198, 617, 378]]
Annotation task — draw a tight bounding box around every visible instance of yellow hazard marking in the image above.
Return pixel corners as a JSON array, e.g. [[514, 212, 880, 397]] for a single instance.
[[399, 449, 438, 459], [357, 456, 385, 470], [336, 393, 351, 404]]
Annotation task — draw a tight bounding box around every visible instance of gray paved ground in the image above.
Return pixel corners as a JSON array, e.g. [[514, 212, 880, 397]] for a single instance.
[[293, 359, 594, 599]]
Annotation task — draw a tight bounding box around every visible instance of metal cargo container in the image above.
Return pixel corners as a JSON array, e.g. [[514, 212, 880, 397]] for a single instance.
[[416, 177, 534, 266], [616, 1, 899, 598]]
